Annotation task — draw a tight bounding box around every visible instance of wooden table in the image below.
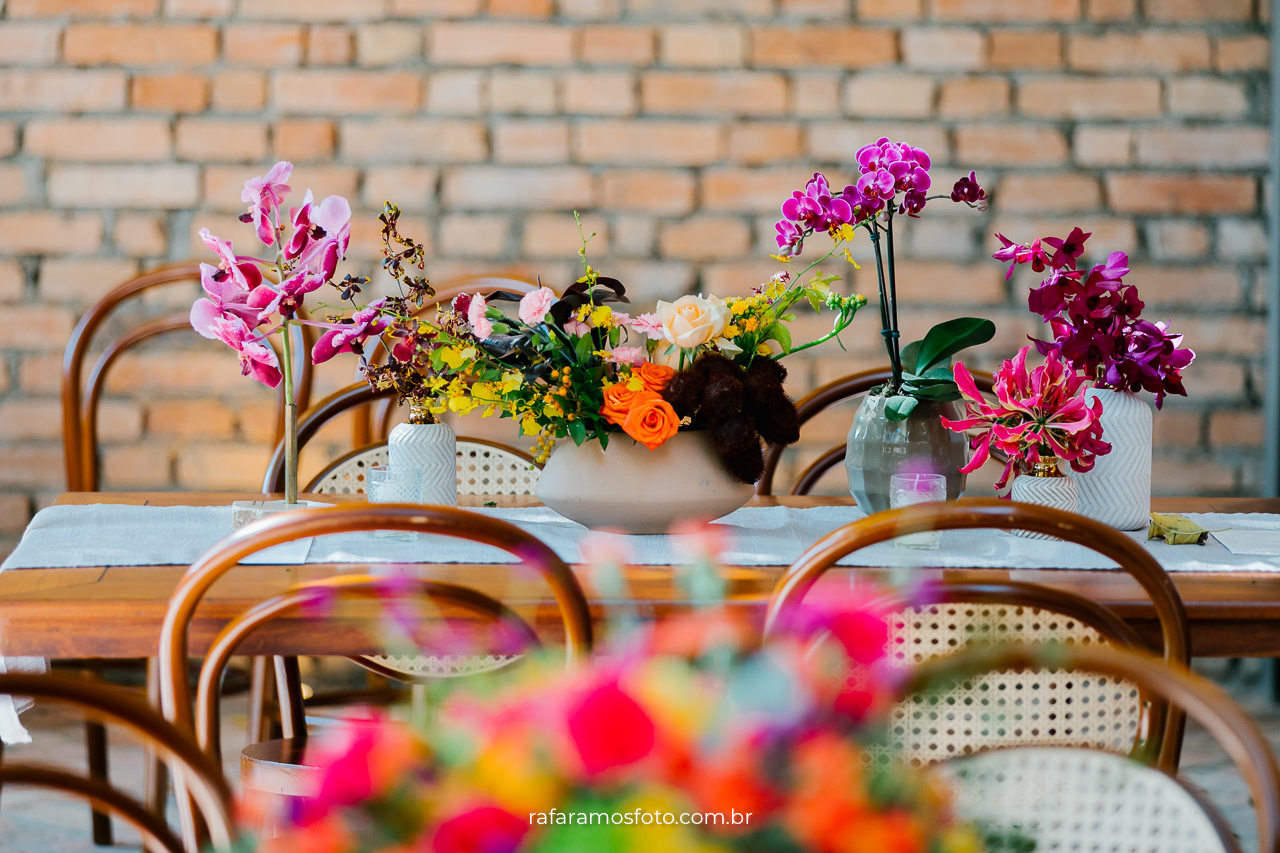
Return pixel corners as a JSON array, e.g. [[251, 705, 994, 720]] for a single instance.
[[1, 492, 1279, 659]]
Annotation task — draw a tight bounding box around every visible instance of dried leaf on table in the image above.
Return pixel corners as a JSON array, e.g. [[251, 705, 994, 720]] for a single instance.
[[1147, 512, 1223, 546]]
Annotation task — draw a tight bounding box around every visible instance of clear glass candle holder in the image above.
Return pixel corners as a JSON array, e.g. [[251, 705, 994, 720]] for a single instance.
[[368, 465, 422, 540], [889, 472, 948, 550]]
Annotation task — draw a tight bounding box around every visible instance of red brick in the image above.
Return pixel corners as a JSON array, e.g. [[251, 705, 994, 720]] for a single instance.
[[1018, 77, 1161, 119], [239, 0, 386, 20], [165, 0, 234, 16], [339, 119, 487, 162], [997, 173, 1100, 213], [989, 29, 1061, 69], [1180, 360, 1245, 399], [660, 24, 744, 67], [575, 120, 722, 166], [579, 26, 655, 65], [0, 262, 25, 302], [792, 74, 839, 115], [274, 71, 421, 113], [1086, 0, 1136, 20], [1167, 78, 1248, 119], [0, 69, 126, 111], [933, 0, 1079, 20], [211, 70, 268, 112], [659, 216, 751, 261], [955, 124, 1067, 166], [491, 72, 557, 117], [439, 214, 508, 257], [939, 77, 1009, 118], [147, 399, 236, 439], [0, 122, 15, 158], [442, 166, 594, 210], [563, 72, 636, 116], [1150, 457, 1235, 496], [224, 24, 304, 66], [641, 71, 787, 116], [1209, 411, 1263, 448], [493, 120, 570, 163], [809, 122, 948, 163], [1176, 316, 1265, 356], [176, 118, 270, 162], [1218, 219, 1267, 261], [0, 448, 65, 489], [1134, 265, 1240, 304], [779, 0, 849, 16], [902, 28, 984, 70], [306, 25, 352, 64], [0, 165, 29, 205], [7, 0, 156, 15], [843, 73, 934, 118], [0, 306, 74, 350], [888, 262, 1006, 304], [1067, 33, 1210, 72], [426, 71, 485, 114], [1216, 36, 1268, 72], [362, 166, 437, 210], [702, 168, 816, 213], [39, 258, 139, 303], [106, 351, 262, 395], [130, 73, 209, 112], [728, 123, 802, 164], [1145, 222, 1210, 261], [601, 169, 695, 214], [0, 212, 102, 254], [64, 24, 217, 66], [274, 118, 336, 160], [488, 0, 554, 16], [0, 494, 31, 536], [560, 0, 618, 17], [428, 23, 573, 65], [355, 23, 422, 65], [24, 118, 171, 161], [177, 444, 270, 491], [390, 0, 480, 13], [749, 27, 898, 68], [1146, 0, 1251, 21], [629, 0, 769, 15], [523, 213, 609, 257], [993, 217, 1137, 254], [114, 214, 168, 257], [48, 165, 199, 209], [0, 23, 60, 65], [612, 215, 655, 255], [102, 445, 174, 491], [1135, 128, 1268, 169], [1074, 127, 1131, 166], [0, 399, 138, 442], [1151, 409, 1202, 449], [856, 0, 922, 15], [347, 211, 428, 260]]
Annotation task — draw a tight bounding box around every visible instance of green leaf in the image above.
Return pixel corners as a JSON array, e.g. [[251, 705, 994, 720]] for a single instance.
[[900, 374, 953, 387], [908, 382, 963, 402], [914, 317, 996, 373], [884, 395, 918, 421], [568, 419, 587, 446], [766, 323, 792, 353], [573, 334, 594, 362], [899, 339, 922, 374], [922, 365, 954, 380], [806, 291, 823, 312]]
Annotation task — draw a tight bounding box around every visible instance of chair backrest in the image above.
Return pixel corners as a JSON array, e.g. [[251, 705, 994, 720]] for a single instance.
[[351, 274, 542, 446], [756, 366, 997, 496], [905, 644, 1280, 853], [159, 503, 593, 737], [61, 263, 313, 492], [194, 574, 542, 765], [0, 671, 235, 853], [763, 498, 1191, 772], [876, 581, 1156, 768], [263, 383, 542, 494]]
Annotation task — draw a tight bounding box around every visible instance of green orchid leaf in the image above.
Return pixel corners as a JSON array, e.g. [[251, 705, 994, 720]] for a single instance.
[[899, 339, 923, 374], [922, 365, 955, 380], [914, 318, 997, 373], [900, 374, 954, 387], [908, 382, 963, 402], [884, 395, 918, 421]]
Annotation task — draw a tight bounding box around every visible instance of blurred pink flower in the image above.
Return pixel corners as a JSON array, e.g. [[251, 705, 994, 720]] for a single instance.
[[467, 293, 493, 340], [609, 346, 646, 366], [567, 680, 655, 776], [630, 313, 665, 340], [432, 805, 527, 853]]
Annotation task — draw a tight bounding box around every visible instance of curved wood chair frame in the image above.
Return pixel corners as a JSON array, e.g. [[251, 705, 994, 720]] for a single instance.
[[196, 575, 541, 766], [62, 263, 314, 491], [757, 366, 997, 496], [902, 643, 1280, 853], [351, 274, 542, 446], [0, 672, 235, 853], [763, 498, 1191, 772]]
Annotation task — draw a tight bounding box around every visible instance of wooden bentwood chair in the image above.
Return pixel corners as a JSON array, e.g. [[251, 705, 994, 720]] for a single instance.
[[764, 499, 1191, 773], [158, 504, 593, 835], [910, 644, 1280, 853], [0, 672, 235, 853], [757, 366, 998, 496]]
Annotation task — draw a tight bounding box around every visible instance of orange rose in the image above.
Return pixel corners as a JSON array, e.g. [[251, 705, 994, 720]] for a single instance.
[[600, 381, 643, 427], [634, 362, 676, 393], [622, 390, 680, 450]]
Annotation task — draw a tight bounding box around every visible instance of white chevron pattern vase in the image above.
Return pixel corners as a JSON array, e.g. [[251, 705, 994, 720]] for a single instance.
[[388, 421, 458, 507], [1009, 473, 1079, 539], [1067, 388, 1151, 531]]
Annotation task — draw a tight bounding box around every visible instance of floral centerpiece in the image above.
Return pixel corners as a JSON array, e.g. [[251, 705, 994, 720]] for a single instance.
[[994, 228, 1195, 529], [772, 138, 997, 511], [943, 346, 1110, 526]]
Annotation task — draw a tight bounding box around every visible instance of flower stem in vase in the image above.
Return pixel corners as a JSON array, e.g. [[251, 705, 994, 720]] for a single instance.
[[280, 320, 298, 505], [884, 211, 903, 378], [867, 230, 902, 389]]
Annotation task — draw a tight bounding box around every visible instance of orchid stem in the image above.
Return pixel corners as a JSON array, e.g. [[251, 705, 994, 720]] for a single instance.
[[867, 230, 901, 389], [885, 209, 903, 377]]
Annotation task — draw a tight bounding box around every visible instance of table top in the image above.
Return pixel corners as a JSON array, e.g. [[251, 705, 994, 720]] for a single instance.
[[1, 492, 1278, 659]]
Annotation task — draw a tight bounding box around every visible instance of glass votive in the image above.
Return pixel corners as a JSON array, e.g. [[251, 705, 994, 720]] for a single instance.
[[889, 472, 948, 550], [368, 465, 422, 540]]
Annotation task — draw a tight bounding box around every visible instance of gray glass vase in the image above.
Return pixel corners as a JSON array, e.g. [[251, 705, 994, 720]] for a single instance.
[[845, 391, 970, 513]]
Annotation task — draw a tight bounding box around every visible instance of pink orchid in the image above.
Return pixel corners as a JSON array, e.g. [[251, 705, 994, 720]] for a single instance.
[[240, 161, 292, 246], [466, 293, 493, 340], [992, 233, 1051, 280], [609, 346, 647, 366], [629, 313, 665, 340], [189, 263, 272, 335], [207, 316, 282, 387], [311, 298, 390, 364], [287, 190, 351, 281], [198, 229, 260, 292], [517, 286, 556, 325], [942, 347, 1110, 491], [248, 271, 324, 321]]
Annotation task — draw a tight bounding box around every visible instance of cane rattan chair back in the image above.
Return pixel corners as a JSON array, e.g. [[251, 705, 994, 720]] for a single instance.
[[764, 499, 1191, 773], [263, 382, 542, 496], [908, 644, 1280, 853], [62, 263, 313, 492], [0, 671, 235, 853], [756, 366, 997, 496]]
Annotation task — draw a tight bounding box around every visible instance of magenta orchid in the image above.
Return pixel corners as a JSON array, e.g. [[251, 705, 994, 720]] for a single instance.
[[998, 227, 1195, 408], [312, 298, 391, 364], [943, 347, 1111, 491], [286, 190, 352, 280], [240, 160, 292, 246], [206, 316, 283, 388]]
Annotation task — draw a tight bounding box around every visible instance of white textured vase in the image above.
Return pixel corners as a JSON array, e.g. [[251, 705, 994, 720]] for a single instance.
[[1067, 388, 1152, 531], [536, 431, 755, 534], [388, 421, 457, 507], [1009, 468, 1079, 540]]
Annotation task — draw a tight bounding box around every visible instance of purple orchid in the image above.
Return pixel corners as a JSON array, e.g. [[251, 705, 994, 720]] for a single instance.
[[247, 271, 325, 321], [207, 316, 282, 387], [285, 190, 352, 281], [198, 229, 261, 292], [779, 172, 855, 236], [312, 298, 390, 364], [1043, 226, 1089, 270], [190, 262, 274, 335], [950, 171, 987, 209], [240, 161, 293, 246]]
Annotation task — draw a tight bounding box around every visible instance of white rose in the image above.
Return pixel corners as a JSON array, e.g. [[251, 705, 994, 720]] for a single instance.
[[654, 294, 729, 349]]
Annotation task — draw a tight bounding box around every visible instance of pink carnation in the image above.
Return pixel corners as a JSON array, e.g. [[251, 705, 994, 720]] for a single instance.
[[609, 346, 647, 366], [467, 293, 493, 341], [630, 312, 665, 341], [517, 286, 555, 325]]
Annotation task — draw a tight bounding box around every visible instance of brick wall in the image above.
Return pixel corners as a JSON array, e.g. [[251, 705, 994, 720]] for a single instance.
[[0, 0, 1269, 551]]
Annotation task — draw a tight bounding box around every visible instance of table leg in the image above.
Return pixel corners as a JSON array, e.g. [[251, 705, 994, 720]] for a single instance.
[[85, 720, 112, 845], [144, 659, 169, 818]]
